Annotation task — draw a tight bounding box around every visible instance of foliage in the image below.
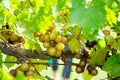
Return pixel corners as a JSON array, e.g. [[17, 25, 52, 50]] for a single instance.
[[0, 0, 120, 79], [103, 54, 120, 78]]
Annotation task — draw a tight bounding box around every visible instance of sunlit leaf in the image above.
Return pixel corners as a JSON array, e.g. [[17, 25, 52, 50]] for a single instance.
[[98, 39, 106, 48], [0, 69, 14, 80], [105, 0, 114, 7], [5, 56, 17, 68], [68, 38, 81, 52], [105, 7, 117, 25], [16, 70, 24, 80], [82, 71, 92, 80], [103, 54, 120, 78]]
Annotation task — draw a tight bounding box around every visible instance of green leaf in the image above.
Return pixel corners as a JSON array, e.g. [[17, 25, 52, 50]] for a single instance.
[[0, 68, 14, 80], [103, 54, 120, 78], [111, 39, 120, 51], [31, 59, 46, 71], [0, 0, 2, 2], [89, 45, 108, 65], [5, 56, 17, 68], [56, 0, 68, 11], [68, 38, 81, 52], [82, 71, 92, 80], [0, 51, 2, 68], [70, 0, 106, 40], [105, 0, 114, 7], [16, 70, 24, 80], [105, 7, 117, 25]]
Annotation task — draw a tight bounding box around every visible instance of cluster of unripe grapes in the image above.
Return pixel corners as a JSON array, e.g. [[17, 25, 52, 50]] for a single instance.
[[0, 30, 24, 45], [9, 62, 37, 77], [34, 24, 67, 57]]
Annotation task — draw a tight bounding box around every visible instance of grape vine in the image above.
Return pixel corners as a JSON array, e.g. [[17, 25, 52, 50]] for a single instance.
[[0, 0, 120, 80]]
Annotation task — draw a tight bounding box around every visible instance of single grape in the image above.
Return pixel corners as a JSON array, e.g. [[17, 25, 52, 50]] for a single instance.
[[55, 50, 62, 57], [56, 42, 65, 51], [61, 54, 67, 63], [25, 70, 34, 76], [34, 32, 41, 37], [44, 34, 50, 42], [75, 66, 84, 74], [79, 60, 87, 67], [39, 35, 44, 42], [102, 30, 110, 36], [55, 35, 62, 42], [48, 23, 55, 31], [47, 47, 56, 56], [88, 68, 98, 76], [43, 42, 50, 48], [28, 65, 35, 72], [74, 53, 80, 59], [9, 69, 17, 77], [9, 33, 19, 42], [86, 40, 97, 48], [49, 30, 58, 40], [20, 62, 29, 72], [61, 37, 67, 44]]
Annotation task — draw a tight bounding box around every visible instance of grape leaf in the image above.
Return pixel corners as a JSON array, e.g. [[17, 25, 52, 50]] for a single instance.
[[31, 59, 46, 72], [0, 69, 14, 80], [105, 0, 114, 7], [56, 0, 68, 11], [105, 7, 117, 25], [111, 39, 120, 52], [16, 70, 24, 80], [103, 54, 120, 78], [89, 45, 108, 65], [68, 38, 81, 52], [0, 51, 2, 68], [5, 56, 17, 68], [82, 71, 92, 80], [70, 0, 106, 40]]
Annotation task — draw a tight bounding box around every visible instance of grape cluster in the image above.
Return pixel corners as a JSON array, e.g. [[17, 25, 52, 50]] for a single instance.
[[34, 25, 67, 57], [74, 50, 98, 76], [9, 62, 36, 77], [1, 30, 25, 45]]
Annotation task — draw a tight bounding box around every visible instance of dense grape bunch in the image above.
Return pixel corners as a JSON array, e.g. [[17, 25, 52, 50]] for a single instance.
[[34, 24, 67, 57], [0, 30, 25, 45]]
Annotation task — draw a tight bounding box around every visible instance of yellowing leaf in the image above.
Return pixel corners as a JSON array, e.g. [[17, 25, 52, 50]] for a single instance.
[[68, 38, 81, 52], [105, 7, 117, 25]]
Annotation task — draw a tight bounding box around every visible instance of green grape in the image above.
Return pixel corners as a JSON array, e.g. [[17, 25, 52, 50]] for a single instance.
[[43, 42, 50, 48], [20, 62, 29, 71], [47, 47, 57, 56], [55, 35, 62, 42], [56, 42, 65, 51]]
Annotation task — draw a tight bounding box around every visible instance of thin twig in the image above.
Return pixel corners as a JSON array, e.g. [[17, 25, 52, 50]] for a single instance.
[[28, 0, 33, 7], [3, 61, 77, 66]]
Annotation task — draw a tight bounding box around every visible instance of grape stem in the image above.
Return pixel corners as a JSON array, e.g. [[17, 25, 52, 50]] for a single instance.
[[3, 61, 77, 66], [28, 0, 33, 7]]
